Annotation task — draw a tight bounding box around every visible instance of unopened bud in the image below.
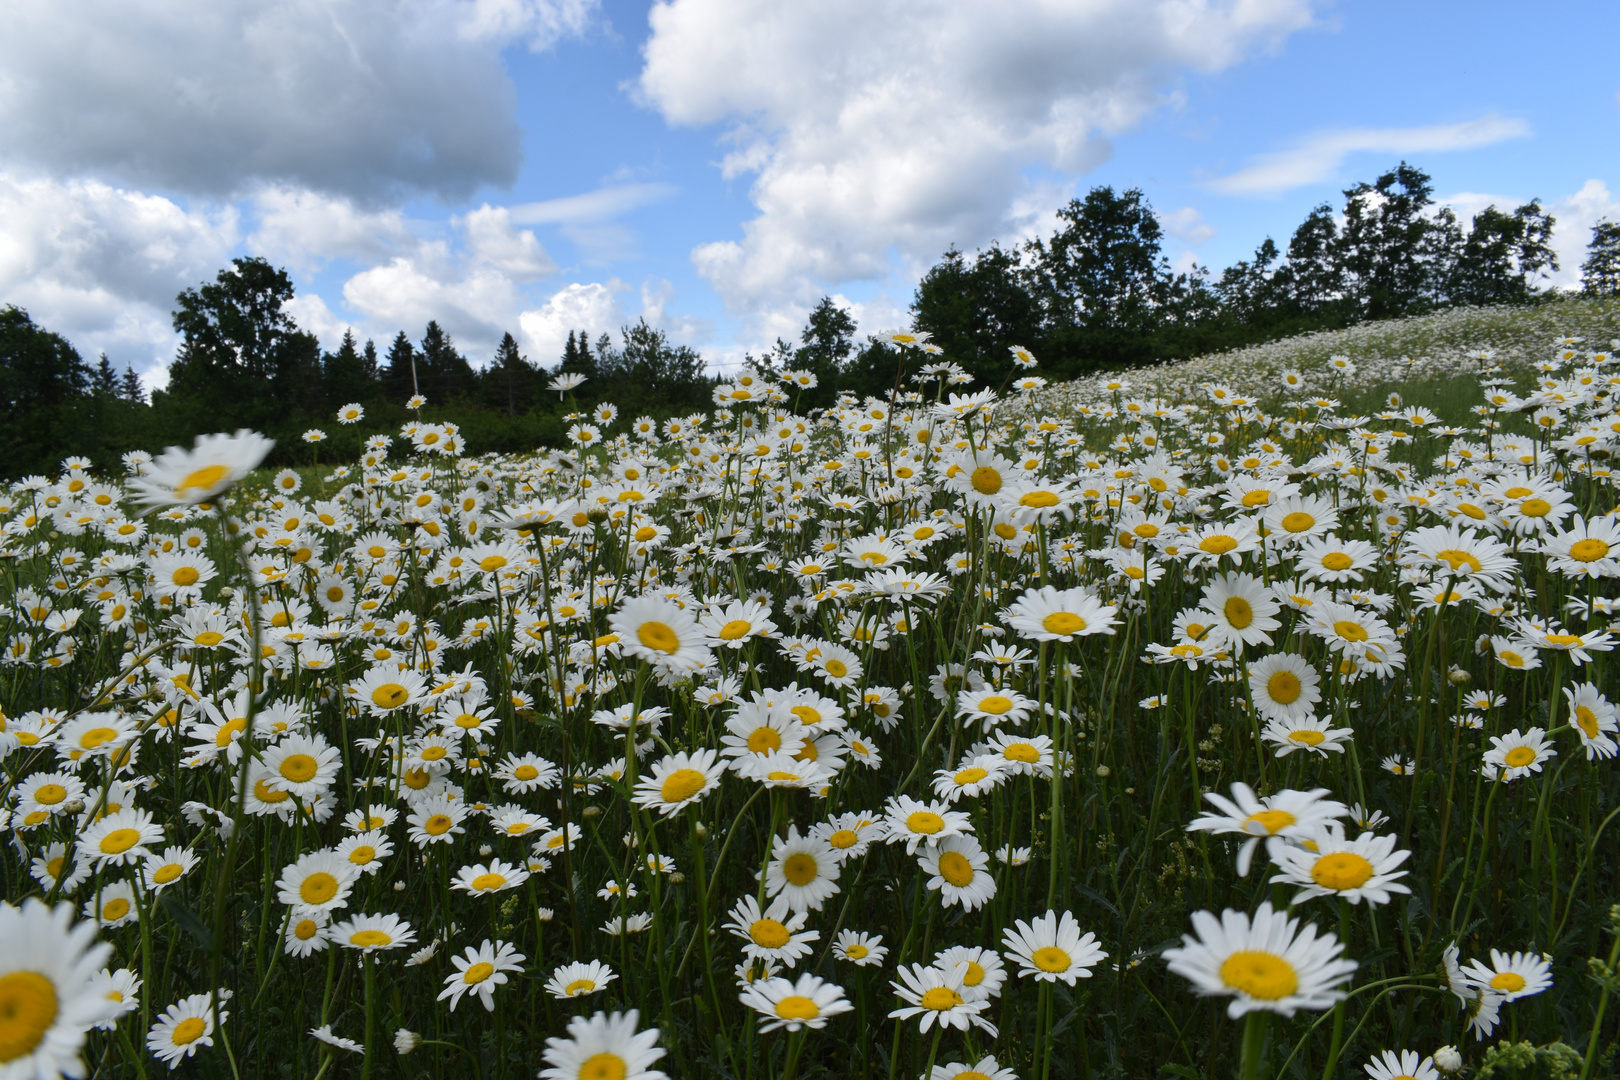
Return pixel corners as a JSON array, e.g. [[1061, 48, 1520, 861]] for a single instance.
[[693, 822, 710, 841], [1433, 1046, 1462, 1073], [1447, 667, 1471, 687]]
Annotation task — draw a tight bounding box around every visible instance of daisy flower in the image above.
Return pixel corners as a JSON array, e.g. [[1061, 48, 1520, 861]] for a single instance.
[[275, 849, 359, 914], [545, 960, 618, 999], [764, 827, 841, 914], [608, 594, 713, 674], [350, 665, 427, 718], [632, 749, 725, 816], [1563, 682, 1619, 759], [932, 945, 1006, 1002], [451, 858, 530, 896], [1186, 783, 1349, 876], [405, 794, 467, 847], [89, 966, 141, 1030], [0, 899, 116, 1078], [1268, 827, 1412, 906], [1364, 1049, 1439, 1080], [1247, 653, 1322, 723], [1000, 585, 1118, 642], [1483, 728, 1556, 780], [1001, 909, 1107, 985], [888, 962, 997, 1035], [129, 429, 274, 509], [147, 991, 228, 1069], [738, 973, 854, 1032], [1541, 514, 1620, 577], [438, 939, 525, 1012], [1456, 949, 1554, 1004], [722, 896, 819, 967], [932, 755, 1011, 802], [538, 1010, 666, 1080], [832, 930, 887, 966], [929, 1057, 1018, 1080], [330, 912, 416, 952], [260, 733, 342, 799], [1163, 902, 1356, 1018], [310, 1024, 363, 1053], [1261, 715, 1353, 757], [79, 806, 164, 868], [918, 835, 997, 911], [1199, 572, 1280, 652], [882, 796, 973, 854], [955, 688, 1034, 730]]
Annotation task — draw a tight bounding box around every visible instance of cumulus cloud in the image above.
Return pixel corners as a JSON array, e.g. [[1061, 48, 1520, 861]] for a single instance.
[[0, 0, 596, 202], [0, 172, 238, 382], [1160, 206, 1217, 246], [1208, 114, 1531, 196], [518, 281, 628, 363], [637, 0, 1317, 315]]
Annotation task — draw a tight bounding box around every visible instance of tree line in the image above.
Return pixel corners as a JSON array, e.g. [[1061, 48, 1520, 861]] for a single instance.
[[5, 160, 1620, 477]]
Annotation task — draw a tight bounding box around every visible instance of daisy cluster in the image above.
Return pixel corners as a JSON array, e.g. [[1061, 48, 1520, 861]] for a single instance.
[[0, 334, 1617, 1079]]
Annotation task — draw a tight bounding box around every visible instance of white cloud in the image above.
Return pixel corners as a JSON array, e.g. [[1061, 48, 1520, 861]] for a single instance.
[[0, 172, 238, 384], [1208, 114, 1531, 196], [460, 206, 556, 279], [248, 188, 419, 271], [507, 183, 676, 226], [638, 0, 1317, 316], [518, 281, 627, 364], [1160, 206, 1216, 246], [1436, 180, 1619, 291], [0, 0, 595, 202]]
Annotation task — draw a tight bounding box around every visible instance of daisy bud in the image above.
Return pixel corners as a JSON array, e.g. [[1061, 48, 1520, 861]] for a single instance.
[[393, 881, 406, 892], [1447, 667, 1472, 686], [1095, 765, 1111, 778], [1434, 1046, 1462, 1073], [694, 822, 710, 841], [393, 1029, 421, 1055], [478, 845, 494, 857], [536, 908, 555, 922], [582, 806, 602, 819]]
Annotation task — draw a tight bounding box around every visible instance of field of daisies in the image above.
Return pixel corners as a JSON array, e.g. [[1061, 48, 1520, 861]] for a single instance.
[[3, 333, 1620, 1080]]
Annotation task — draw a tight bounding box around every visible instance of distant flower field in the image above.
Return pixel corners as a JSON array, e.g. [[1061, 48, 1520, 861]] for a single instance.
[[2, 330, 1619, 1080]]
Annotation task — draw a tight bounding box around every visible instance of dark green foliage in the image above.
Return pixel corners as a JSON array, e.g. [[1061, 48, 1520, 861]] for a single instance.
[[1582, 220, 1620, 298]]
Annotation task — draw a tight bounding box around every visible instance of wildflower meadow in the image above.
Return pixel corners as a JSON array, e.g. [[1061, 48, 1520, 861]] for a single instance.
[[3, 334, 1620, 1080]]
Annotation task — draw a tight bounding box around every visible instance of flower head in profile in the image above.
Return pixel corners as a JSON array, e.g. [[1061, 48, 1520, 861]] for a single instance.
[[738, 973, 854, 1032], [129, 429, 274, 510]]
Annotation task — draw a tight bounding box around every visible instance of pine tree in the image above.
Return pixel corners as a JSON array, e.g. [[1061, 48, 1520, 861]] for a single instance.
[[491, 331, 532, 417], [94, 352, 118, 396], [420, 321, 476, 403], [361, 338, 380, 382], [383, 331, 418, 402], [1582, 220, 1620, 298], [120, 364, 144, 403]]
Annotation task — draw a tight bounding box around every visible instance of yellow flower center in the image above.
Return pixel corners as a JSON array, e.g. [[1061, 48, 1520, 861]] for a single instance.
[[1266, 671, 1302, 705], [636, 621, 679, 654], [1311, 852, 1375, 891], [1320, 552, 1353, 572], [1021, 490, 1060, 508], [719, 620, 752, 640], [1218, 951, 1298, 1000], [470, 873, 506, 892], [1280, 512, 1315, 533], [348, 846, 375, 866], [33, 784, 68, 806], [1033, 946, 1071, 972], [301, 873, 340, 905], [280, 754, 319, 783], [99, 828, 141, 855], [153, 862, 185, 884], [954, 767, 988, 787], [1243, 809, 1295, 836], [775, 995, 819, 1021], [371, 684, 409, 709], [1002, 742, 1039, 763], [937, 850, 976, 888], [1224, 597, 1253, 629], [747, 728, 782, 754], [0, 970, 59, 1062], [1334, 621, 1369, 643], [970, 467, 1002, 495], [579, 1052, 627, 1080], [1490, 972, 1527, 993], [193, 631, 225, 647], [1200, 535, 1238, 555], [919, 987, 964, 1011], [170, 1016, 208, 1046], [750, 919, 790, 949], [349, 929, 392, 948], [906, 811, 945, 835], [1570, 538, 1610, 562], [828, 829, 859, 849], [172, 566, 200, 587], [513, 765, 540, 781], [1434, 549, 1483, 573], [479, 555, 507, 572], [1503, 746, 1537, 768], [461, 961, 495, 985], [660, 768, 707, 804], [1042, 612, 1084, 635], [977, 696, 1013, 715], [1520, 498, 1551, 518], [424, 814, 453, 835], [177, 464, 230, 496], [294, 919, 319, 941], [781, 854, 819, 886], [824, 659, 848, 679], [1576, 706, 1600, 738], [101, 898, 130, 921]]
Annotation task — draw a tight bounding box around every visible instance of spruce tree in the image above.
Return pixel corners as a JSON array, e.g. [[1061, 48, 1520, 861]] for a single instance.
[[1582, 221, 1620, 298]]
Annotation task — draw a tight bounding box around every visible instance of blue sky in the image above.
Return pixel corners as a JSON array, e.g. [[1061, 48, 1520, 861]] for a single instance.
[[1, 0, 1616, 389]]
